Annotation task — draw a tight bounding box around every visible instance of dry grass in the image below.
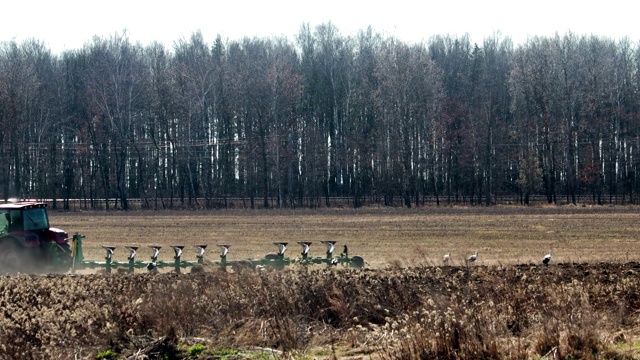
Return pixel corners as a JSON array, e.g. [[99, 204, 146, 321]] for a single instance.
[[1, 264, 639, 359], [50, 205, 640, 267]]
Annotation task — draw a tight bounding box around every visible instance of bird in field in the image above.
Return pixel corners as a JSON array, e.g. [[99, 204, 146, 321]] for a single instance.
[[467, 251, 478, 262], [443, 252, 451, 264], [542, 250, 552, 265]]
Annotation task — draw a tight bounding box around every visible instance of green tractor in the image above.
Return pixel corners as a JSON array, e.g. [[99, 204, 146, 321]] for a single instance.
[[0, 202, 73, 273]]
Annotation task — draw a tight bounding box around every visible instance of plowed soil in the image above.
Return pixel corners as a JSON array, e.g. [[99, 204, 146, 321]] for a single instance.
[[49, 205, 640, 267]]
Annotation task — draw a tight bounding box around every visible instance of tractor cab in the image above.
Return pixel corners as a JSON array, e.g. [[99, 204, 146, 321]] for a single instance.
[[0, 204, 50, 234]]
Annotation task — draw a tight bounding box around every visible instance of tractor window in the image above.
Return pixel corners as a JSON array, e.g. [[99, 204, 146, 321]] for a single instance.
[[9, 210, 23, 232], [23, 208, 49, 231], [0, 210, 8, 233]]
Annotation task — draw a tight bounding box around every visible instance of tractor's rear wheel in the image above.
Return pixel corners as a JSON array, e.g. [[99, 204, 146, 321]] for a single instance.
[[0, 240, 34, 274]]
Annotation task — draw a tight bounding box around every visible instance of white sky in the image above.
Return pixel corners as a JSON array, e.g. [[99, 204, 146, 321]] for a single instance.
[[2, 0, 640, 54]]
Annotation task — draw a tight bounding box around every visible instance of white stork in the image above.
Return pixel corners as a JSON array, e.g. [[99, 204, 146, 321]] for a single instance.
[[467, 251, 478, 262], [542, 250, 552, 265], [443, 252, 451, 264]]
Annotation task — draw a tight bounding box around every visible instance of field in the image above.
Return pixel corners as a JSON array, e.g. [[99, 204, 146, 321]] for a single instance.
[[51, 205, 640, 267], [1, 205, 639, 359]]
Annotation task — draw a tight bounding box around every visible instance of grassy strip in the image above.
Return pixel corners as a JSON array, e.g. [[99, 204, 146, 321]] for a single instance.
[[0, 263, 639, 358]]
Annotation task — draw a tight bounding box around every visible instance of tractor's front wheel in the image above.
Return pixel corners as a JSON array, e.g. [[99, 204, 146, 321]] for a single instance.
[[48, 242, 73, 273]]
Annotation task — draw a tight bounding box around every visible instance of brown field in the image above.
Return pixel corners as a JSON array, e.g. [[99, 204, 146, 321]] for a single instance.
[[1, 205, 639, 359], [51, 205, 640, 267]]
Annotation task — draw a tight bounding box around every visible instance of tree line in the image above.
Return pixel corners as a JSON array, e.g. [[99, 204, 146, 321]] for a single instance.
[[1, 24, 639, 209]]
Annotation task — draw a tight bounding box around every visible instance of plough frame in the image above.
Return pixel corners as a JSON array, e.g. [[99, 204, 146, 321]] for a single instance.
[[70, 233, 365, 273]]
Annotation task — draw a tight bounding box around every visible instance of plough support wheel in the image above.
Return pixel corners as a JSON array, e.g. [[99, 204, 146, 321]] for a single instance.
[[351, 255, 365, 268]]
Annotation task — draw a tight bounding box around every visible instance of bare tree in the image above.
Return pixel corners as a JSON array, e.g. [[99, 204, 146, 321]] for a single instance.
[[84, 32, 146, 209]]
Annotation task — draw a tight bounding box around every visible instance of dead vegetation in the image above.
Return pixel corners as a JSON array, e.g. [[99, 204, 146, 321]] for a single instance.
[[0, 263, 639, 359]]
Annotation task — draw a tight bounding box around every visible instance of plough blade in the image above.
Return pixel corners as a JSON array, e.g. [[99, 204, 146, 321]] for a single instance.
[[149, 246, 162, 261], [275, 242, 288, 256], [102, 246, 116, 260], [126, 247, 138, 261], [171, 245, 184, 258], [298, 242, 312, 259], [217, 244, 230, 257], [321, 241, 336, 257], [195, 245, 207, 260]]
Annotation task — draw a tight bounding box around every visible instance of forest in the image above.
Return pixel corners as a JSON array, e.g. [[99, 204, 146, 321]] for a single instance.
[[1, 23, 639, 209]]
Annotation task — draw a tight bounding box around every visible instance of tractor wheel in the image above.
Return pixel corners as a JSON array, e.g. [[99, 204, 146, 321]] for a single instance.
[[51, 242, 73, 272], [350, 255, 365, 269], [57, 242, 72, 256], [0, 240, 33, 274]]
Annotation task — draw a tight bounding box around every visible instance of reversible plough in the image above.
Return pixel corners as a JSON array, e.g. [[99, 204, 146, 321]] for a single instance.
[[70, 234, 365, 274]]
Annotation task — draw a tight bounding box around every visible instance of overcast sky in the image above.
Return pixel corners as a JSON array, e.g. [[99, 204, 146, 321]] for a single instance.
[[2, 0, 639, 54]]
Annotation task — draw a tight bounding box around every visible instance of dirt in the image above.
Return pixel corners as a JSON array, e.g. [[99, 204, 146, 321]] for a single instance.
[[49, 205, 640, 268]]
